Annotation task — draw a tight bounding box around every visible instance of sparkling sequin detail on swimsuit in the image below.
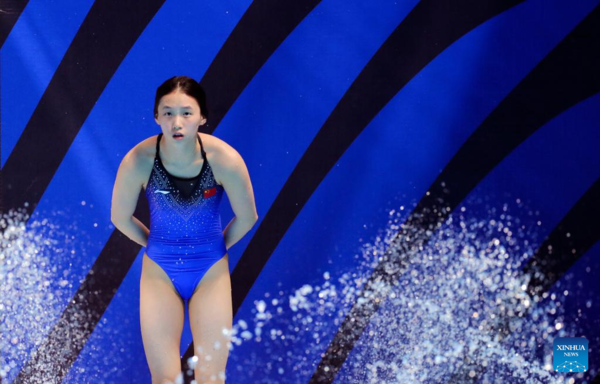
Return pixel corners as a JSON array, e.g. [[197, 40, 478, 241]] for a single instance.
[[144, 133, 227, 301]]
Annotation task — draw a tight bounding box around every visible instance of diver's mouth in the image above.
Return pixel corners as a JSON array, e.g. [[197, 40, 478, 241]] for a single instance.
[[173, 133, 184, 139]]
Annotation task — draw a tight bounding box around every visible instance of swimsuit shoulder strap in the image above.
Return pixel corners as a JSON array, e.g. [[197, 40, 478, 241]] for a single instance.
[[197, 133, 208, 162], [155, 133, 163, 159]]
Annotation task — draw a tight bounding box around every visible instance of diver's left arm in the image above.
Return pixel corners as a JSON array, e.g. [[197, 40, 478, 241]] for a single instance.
[[213, 146, 258, 250]]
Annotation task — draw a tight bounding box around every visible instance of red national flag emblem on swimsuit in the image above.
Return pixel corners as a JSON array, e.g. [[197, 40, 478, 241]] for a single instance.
[[203, 187, 217, 198]]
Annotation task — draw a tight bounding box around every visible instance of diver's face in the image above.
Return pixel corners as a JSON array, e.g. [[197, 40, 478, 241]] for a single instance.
[[155, 90, 206, 142]]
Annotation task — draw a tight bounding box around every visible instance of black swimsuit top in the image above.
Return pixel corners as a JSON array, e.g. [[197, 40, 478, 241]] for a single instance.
[[156, 133, 206, 198]]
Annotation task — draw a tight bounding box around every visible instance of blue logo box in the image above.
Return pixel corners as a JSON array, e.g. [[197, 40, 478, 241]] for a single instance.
[[553, 337, 588, 373]]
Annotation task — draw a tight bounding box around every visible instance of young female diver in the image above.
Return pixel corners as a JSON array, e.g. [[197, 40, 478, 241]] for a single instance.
[[111, 76, 258, 384]]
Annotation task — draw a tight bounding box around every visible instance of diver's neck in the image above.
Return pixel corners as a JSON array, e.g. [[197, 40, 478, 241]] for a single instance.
[[161, 135, 201, 165]]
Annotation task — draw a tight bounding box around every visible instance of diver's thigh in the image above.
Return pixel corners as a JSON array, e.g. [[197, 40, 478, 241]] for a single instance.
[[140, 254, 185, 382], [188, 256, 232, 382]]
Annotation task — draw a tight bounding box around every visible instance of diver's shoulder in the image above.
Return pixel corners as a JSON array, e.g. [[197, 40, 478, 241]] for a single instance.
[[201, 133, 246, 181], [124, 135, 158, 172], [201, 133, 242, 164]]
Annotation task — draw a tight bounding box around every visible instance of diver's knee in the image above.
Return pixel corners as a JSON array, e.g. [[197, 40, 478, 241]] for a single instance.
[[150, 371, 182, 384], [148, 362, 182, 384], [194, 368, 226, 384]]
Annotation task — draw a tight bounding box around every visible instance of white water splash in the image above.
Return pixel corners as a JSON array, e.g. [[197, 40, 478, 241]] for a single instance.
[[0, 207, 112, 383], [1, 197, 591, 384], [222, 198, 589, 383]]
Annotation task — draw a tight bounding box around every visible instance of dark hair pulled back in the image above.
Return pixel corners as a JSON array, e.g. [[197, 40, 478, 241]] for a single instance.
[[153, 76, 208, 121]]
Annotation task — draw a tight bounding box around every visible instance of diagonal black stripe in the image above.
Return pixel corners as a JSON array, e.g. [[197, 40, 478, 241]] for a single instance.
[[310, 5, 600, 383], [523, 178, 600, 297], [198, 0, 322, 130], [0, 0, 28, 48], [449, 176, 600, 383], [9, 0, 167, 382]]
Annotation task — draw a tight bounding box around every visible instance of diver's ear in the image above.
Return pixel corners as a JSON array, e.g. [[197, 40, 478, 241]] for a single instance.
[[154, 114, 160, 125], [199, 115, 207, 126]]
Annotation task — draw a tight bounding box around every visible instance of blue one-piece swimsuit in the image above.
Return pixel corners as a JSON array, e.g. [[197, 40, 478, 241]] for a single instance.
[[144, 132, 227, 302]]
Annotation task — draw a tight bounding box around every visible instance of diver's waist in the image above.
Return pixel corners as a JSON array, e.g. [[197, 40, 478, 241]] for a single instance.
[[148, 230, 223, 242], [146, 233, 226, 258]]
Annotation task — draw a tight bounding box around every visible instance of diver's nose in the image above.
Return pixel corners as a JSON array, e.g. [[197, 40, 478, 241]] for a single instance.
[[172, 122, 183, 132], [172, 114, 184, 129]]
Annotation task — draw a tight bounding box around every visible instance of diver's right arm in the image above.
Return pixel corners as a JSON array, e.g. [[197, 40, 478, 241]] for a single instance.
[[111, 147, 149, 247]]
